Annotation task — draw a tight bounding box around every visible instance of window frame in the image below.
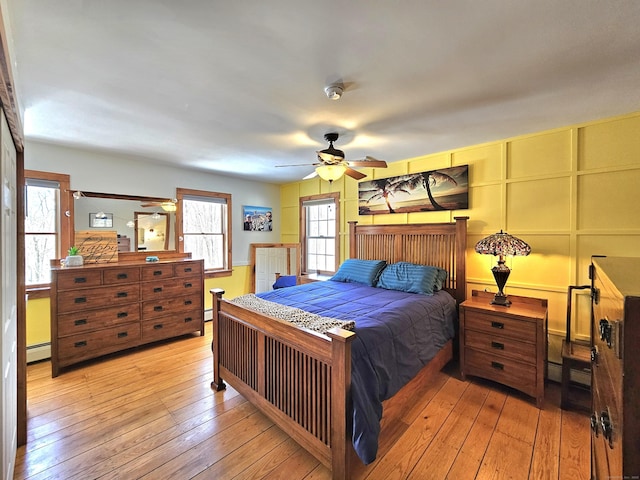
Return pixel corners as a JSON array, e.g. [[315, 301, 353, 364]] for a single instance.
[[24, 170, 73, 299], [175, 187, 232, 278], [300, 192, 340, 275]]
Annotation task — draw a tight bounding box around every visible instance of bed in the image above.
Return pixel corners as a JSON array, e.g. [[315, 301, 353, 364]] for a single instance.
[[210, 217, 468, 479]]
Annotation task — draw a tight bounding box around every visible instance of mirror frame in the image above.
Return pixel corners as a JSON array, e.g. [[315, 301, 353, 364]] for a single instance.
[[134, 211, 170, 251], [72, 190, 177, 254], [250, 243, 301, 293]]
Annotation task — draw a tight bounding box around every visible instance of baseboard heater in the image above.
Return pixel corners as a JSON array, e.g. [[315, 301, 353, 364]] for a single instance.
[[27, 342, 51, 363]]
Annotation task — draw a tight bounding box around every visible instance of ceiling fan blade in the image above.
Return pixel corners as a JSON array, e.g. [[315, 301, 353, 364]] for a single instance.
[[275, 163, 318, 167], [347, 156, 388, 168], [303, 171, 318, 180], [344, 167, 367, 180]]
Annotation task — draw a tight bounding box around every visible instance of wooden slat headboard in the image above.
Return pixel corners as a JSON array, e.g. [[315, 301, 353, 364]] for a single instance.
[[348, 217, 468, 304]]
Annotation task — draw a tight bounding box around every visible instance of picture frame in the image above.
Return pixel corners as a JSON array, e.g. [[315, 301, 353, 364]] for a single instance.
[[89, 212, 114, 228], [358, 165, 469, 215], [243, 205, 273, 231]]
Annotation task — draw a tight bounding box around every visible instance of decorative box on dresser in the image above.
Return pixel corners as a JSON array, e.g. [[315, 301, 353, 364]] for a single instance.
[[50, 256, 204, 377], [460, 290, 548, 408], [590, 256, 640, 479]]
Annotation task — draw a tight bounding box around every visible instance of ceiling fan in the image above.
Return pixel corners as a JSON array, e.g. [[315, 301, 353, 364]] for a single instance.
[[278, 132, 387, 182], [140, 199, 178, 212]]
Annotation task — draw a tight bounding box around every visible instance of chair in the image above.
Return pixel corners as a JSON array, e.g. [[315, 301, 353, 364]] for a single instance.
[[561, 284, 591, 411]]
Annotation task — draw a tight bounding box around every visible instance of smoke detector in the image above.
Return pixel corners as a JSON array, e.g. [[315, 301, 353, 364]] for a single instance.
[[324, 84, 343, 100]]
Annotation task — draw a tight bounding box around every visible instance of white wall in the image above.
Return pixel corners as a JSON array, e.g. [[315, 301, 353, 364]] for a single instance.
[[25, 140, 281, 266]]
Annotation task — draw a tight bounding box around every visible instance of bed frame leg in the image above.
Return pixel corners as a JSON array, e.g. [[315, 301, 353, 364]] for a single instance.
[[210, 288, 226, 392]]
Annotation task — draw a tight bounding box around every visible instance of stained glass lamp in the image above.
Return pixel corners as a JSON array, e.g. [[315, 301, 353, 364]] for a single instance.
[[475, 230, 531, 306]]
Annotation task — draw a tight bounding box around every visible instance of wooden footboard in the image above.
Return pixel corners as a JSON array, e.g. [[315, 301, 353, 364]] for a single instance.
[[210, 289, 355, 479]]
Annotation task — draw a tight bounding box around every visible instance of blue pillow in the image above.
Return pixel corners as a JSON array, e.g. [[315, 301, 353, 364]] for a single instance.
[[330, 259, 387, 286], [272, 275, 297, 289], [376, 262, 441, 295]]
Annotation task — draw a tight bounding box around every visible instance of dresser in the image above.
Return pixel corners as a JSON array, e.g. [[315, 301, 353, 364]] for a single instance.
[[590, 257, 640, 479], [50, 257, 204, 377], [460, 290, 548, 408]]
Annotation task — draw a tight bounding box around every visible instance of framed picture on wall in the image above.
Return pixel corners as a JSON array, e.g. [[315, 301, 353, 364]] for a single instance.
[[89, 212, 114, 228], [358, 165, 469, 215], [243, 205, 272, 231]]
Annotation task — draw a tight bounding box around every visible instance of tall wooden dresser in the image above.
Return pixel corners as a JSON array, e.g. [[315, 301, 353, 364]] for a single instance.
[[590, 256, 640, 479], [50, 257, 204, 376]]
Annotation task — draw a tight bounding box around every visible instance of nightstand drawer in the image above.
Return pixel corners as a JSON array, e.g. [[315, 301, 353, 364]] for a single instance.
[[464, 310, 536, 342], [464, 348, 537, 397], [465, 330, 536, 364]]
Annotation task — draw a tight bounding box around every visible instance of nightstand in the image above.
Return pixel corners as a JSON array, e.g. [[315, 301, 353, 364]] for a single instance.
[[460, 290, 548, 408]]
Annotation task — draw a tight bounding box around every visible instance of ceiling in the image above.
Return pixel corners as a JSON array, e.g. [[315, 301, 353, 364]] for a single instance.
[[6, 1, 640, 184]]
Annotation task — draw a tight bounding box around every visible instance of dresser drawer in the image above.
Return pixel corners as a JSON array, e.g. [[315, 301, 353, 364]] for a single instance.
[[464, 309, 537, 342], [464, 347, 537, 397], [57, 284, 140, 313], [175, 261, 203, 277], [142, 293, 202, 319], [103, 267, 140, 284], [464, 330, 536, 365], [57, 303, 141, 337], [141, 309, 203, 342], [57, 270, 102, 290], [141, 264, 175, 281], [57, 323, 141, 366], [141, 275, 202, 300]]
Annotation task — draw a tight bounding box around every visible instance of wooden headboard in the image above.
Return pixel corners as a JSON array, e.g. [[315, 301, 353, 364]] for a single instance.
[[348, 217, 468, 304]]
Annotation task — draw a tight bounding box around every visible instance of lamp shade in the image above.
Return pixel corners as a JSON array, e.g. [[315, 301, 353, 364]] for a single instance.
[[315, 164, 346, 182], [475, 230, 531, 306], [474, 230, 531, 257]]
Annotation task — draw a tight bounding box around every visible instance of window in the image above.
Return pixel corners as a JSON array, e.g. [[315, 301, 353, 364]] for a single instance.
[[300, 193, 340, 275], [24, 170, 72, 296], [176, 188, 231, 276]]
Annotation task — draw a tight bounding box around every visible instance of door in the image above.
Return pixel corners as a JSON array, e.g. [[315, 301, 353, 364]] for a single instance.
[[0, 109, 17, 480]]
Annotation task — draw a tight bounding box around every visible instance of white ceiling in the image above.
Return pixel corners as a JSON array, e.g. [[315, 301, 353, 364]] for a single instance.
[[6, 1, 640, 184]]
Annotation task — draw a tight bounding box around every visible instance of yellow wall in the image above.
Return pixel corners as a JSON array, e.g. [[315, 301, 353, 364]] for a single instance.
[[280, 111, 640, 347]]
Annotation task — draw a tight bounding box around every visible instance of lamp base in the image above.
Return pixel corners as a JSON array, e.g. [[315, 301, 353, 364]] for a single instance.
[[491, 293, 511, 307]]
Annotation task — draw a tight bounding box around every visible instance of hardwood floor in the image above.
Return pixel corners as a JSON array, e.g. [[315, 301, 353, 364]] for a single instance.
[[15, 321, 590, 479]]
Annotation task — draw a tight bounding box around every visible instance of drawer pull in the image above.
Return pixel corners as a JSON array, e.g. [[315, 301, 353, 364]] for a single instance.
[[154, 287, 163, 293], [599, 319, 612, 348], [491, 321, 504, 329], [590, 413, 599, 436], [117, 332, 128, 338], [491, 341, 504, 350], [153, 270, 162, 276], [154, 305, 163, 311], [116, 292, 128, 298], [184, 267, 192, 273], [74, 340, 87, 348], [74, 297, 87, 304], [591, 346, 599, 365], [184, 282, 193, 288], [74, 319, 87, 326], [74, 277, 87, 284], [491, 361, 504, 370], [117, 273, 128, 279], [600, 410, 613, 448], [184, 300, 192, 305], [153, 324, 163, 330], [117, 312, 128, 318], [184, 317, 193, 323]]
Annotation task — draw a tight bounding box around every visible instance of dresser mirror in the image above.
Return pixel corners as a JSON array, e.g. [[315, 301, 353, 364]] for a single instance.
[[73, 191, 176, 252]]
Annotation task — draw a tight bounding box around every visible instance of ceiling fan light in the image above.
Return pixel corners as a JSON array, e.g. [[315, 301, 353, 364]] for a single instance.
[[161, 202, 176, 212], [316, 164, 346, 182]]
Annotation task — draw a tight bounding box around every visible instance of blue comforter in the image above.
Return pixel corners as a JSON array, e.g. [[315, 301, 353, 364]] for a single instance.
[[256, 280, 457, 464]]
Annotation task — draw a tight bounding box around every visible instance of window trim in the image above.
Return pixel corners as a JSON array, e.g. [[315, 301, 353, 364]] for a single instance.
[[24, 170, 72, 296], [300, 192, 340, 275], [176, 187, 232, 278]]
